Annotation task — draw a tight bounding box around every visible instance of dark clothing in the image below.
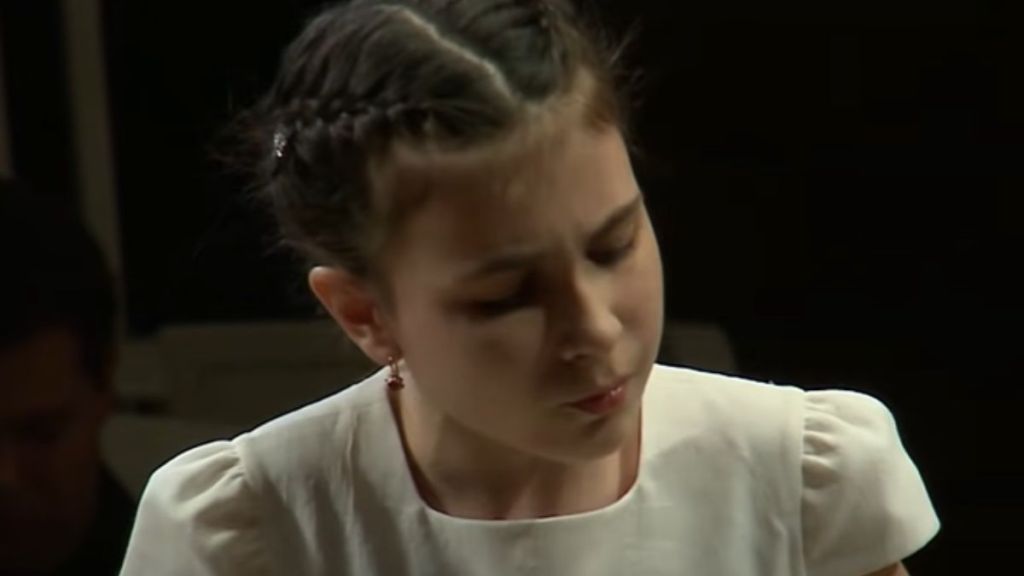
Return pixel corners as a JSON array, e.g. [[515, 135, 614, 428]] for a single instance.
[[51, 465, 136, 576]]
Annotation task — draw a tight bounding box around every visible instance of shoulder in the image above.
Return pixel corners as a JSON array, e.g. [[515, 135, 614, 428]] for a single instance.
[[643, 364, 918, 459], [645, 363, 804, 410], [120, 369, 391, 575], [229, 367, 390, 495], [242, 367, 386, 454], [641, 363, 807, 515], [643, 363, 805, 452], [642, 364, 939, 573]]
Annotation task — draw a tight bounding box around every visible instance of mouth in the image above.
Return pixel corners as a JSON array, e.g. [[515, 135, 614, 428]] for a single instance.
[[565, 377, 630, 415]]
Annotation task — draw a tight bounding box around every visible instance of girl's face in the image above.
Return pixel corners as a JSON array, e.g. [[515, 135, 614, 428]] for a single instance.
[[382, 122, 664, 463]]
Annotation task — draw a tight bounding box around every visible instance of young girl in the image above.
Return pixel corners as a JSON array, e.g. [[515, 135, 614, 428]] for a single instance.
[[119, 1, 939, 574]]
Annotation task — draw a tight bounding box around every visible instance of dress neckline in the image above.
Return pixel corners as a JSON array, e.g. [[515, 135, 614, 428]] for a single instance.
[[373, 370, 651, 527]]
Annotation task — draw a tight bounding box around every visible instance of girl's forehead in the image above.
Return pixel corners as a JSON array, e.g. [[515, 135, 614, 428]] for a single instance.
[[387, 124, 637, 263]]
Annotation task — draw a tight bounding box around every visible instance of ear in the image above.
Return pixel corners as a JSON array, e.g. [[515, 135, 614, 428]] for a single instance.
[[308, 266, 398, 365]]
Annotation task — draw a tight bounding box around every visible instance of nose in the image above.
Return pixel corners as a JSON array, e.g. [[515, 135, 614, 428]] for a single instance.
[[556, 271, 623, 363]]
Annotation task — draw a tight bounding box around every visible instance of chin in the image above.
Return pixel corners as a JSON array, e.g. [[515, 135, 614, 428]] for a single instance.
[[551, 400, 641, 462]]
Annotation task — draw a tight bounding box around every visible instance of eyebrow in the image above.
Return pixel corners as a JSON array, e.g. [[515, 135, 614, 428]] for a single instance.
[[456, 194, 643, 282], [590, 193, 643, 241]]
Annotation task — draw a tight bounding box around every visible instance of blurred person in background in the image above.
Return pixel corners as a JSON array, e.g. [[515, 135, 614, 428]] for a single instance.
[[0, 179, 135, 575]]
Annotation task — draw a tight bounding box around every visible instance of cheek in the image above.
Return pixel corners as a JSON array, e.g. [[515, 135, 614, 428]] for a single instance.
[[414, 308, 546, 374], [621, 229, 665, 339], [464, 313, 548, 369], [395, 295, 547, 399]]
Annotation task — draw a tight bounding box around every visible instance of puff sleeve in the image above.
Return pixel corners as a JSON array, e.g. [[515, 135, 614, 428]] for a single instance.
[[801, 390, 940, 576], [119, 440, 271, 576]]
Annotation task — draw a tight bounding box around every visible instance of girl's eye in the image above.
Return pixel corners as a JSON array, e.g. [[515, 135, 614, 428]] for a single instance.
[[466, 285, 533, 318], [590, 233, 637, 267]]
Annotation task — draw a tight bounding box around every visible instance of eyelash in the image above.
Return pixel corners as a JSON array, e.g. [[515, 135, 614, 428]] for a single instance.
[[468, 284, 533, 318], [466, 235, 638, 319], [589, 233, 638, 267]]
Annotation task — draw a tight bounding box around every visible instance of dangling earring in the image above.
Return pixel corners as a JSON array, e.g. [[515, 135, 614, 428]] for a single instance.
[[386, 356, 405, 390]]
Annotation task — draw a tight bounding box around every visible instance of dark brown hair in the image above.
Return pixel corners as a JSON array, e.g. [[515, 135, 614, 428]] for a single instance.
[[0, 179, 116, 387], [233, 0, 634, 281]]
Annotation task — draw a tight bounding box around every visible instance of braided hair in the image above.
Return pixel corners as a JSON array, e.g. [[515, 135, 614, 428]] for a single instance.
[[233, 0, 632, 281]]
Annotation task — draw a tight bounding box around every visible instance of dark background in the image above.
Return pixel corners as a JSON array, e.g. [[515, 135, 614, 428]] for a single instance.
[[3, 0, 1021, 571]]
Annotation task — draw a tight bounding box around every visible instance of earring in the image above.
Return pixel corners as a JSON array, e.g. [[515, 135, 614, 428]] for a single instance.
[[386, 356, 405, 390]]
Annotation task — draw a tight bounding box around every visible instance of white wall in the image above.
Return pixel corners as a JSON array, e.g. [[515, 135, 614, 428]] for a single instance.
[[114, 320, 373, 424], [62, 0, 123, 286]]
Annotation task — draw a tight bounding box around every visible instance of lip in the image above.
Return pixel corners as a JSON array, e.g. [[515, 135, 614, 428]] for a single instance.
[[565, 377, 630, 415]]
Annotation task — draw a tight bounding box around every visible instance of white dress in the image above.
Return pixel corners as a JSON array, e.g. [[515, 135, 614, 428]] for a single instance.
[[119, 364, 939, 575]]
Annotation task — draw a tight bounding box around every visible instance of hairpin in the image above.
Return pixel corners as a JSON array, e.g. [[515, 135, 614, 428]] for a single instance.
[[274, 126, 293, 160]]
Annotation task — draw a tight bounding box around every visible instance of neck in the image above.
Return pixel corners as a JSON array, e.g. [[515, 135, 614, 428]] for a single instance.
[[389, 382, 641, 520]]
